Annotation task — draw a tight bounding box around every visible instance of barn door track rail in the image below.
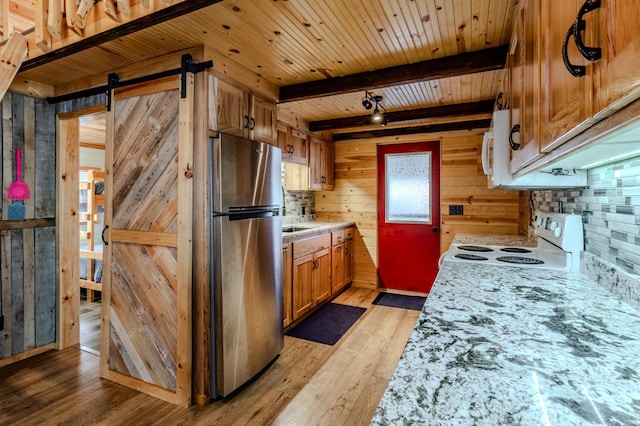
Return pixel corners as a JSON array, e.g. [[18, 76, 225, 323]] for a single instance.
[[47, 54, 213, 109]]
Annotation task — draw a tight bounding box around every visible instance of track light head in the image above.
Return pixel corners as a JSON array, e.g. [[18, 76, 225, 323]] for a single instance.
[[362, 91, 387, 126]]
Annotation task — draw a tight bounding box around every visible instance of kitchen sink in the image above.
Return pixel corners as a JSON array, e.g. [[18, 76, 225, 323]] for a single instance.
[[281, 226, 310, 233]]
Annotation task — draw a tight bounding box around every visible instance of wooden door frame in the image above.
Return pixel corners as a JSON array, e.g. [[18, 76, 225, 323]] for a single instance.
[[56, 106, 106, 350]]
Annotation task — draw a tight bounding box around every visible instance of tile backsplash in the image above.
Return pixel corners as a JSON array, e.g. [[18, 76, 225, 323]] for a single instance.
[[281, 163, 315, 224], [531, 156, 640, 276]]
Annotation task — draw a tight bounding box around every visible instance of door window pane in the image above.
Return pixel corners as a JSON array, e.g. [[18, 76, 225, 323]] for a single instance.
[[385, 152, 431, 223]]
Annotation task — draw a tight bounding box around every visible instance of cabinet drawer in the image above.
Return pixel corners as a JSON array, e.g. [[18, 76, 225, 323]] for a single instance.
[[332, 230, 345, 246], [344, 227, 353, 240], [293, 234, 331, 259]]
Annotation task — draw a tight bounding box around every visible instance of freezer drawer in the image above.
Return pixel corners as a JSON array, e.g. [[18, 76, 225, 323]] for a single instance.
[[211, 213, 283, 397]]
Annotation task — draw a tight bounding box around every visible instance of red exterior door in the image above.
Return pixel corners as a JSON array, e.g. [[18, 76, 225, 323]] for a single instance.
[[377, 142, 440, 293]]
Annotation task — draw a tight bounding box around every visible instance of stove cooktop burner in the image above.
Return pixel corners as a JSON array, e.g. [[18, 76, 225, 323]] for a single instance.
[[455, 253, 489, 261], [500, 247, 532, 253], [496, 256, 545, 265], [457, 245, 494, 252]]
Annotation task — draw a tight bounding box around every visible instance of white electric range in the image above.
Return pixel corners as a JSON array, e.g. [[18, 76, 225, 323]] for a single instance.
[[443, 212, 584, 271]]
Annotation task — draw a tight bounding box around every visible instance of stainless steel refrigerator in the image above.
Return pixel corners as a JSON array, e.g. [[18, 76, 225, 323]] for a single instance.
[[209, 133, 283, 398]]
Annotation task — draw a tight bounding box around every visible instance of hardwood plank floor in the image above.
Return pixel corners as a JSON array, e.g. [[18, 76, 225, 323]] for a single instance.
[[80, 295, 102, 355], [0, 287, 420, 425]]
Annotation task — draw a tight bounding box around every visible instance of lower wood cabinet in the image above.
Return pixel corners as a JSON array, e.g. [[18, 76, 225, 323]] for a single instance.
[[282, 243, 293, 328], [331, 226, 354, 294], [285, 226, 354, 325], [291, 233, 332, 321], [344, 239, 353, 284]]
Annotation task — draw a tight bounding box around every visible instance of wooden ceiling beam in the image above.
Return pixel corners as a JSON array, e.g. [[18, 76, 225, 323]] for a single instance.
[[279, 46, 509, 103], [19, 0, 223, 71], [332, 118, 491, 141], [309, 100, 495, 131]]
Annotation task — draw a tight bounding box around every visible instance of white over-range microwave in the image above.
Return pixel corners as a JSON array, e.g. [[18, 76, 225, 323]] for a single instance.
[[481, 110, 587, 190]]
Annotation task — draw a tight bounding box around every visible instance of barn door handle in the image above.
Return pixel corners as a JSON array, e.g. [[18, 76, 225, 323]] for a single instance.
[[574, 0, 602, 62], [102, 225, 109, 246], [432, 226, 439, 233], [562, 23, 586, 77]]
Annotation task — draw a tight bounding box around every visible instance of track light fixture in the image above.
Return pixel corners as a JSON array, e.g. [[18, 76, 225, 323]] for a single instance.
[[362, 91, 387, 126]]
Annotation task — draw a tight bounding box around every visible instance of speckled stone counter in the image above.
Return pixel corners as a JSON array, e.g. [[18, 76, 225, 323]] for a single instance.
[[372, 234, 640, 425], [281, 221, 354, 243]]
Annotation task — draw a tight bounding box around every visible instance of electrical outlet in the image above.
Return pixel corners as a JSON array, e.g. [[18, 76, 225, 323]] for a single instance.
[[0, 315, 3, 331], [449, 205, 464, 215]]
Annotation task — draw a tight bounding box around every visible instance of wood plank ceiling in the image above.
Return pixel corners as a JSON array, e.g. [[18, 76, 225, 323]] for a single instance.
[[12, 0, 518, 135]]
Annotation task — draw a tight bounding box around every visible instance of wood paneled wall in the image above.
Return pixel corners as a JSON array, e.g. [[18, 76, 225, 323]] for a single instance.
[[315, 131, 520, 290], [0, 91, 56, 363]]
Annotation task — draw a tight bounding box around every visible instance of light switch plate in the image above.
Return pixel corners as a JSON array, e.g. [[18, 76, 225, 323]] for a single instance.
[[449, 205, 464, 215]]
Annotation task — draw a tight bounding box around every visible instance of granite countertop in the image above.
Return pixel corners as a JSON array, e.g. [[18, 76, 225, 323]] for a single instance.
[[372, 235, 640, 425], [281, 221, 354, 242]]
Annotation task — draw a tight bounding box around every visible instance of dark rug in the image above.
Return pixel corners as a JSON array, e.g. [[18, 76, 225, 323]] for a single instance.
[[286, 303, 367, 345], [372, 292, 427, 311]]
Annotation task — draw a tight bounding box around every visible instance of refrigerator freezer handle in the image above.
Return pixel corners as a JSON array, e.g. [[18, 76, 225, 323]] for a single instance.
[[213, 208, 280, 221]]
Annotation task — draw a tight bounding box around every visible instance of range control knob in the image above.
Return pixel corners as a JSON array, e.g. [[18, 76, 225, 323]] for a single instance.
[[535, 217, 543, 227], [550, 221, 557, 231], [554, 225, 562, 238]]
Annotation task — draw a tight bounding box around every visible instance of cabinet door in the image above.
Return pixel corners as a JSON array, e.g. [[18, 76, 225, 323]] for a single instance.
[[540, 0, 594, 152], [308, 136, 324, 190], [277, 123, 290, 161], [323, 139, 334, 190], [209, 76, 247, 137], [282, 243, 293, 328], [313, 248, 332, 304], [344, 239, 353, 285], [289, 129, 308, 165], [596, 0, 640, 113], [510, 0, 545, 172], [331, 244, 345, 294], [250, 95, 277, 146], [292, 254, 314, 320]]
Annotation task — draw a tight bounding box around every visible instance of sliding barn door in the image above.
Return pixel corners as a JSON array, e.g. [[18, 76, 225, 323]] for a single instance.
[[100, 76, 193, 406]]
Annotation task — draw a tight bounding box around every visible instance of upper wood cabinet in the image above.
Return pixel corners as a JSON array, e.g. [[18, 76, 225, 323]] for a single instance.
[[277, 123, 308, 165], [509, 0, 545, 173], [309, 136, 334, 190], [512, 0, 640, 169], [539, 0, 595, 153], [594, 1, 640, 115], [208, 76, 277, 146]]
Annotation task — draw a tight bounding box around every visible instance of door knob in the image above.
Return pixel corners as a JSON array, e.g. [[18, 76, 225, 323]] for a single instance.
[[432, 226, 439, 233]]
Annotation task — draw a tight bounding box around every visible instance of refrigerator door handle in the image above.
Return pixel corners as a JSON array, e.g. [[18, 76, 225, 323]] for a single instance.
[[213, 208, 280, 221]]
